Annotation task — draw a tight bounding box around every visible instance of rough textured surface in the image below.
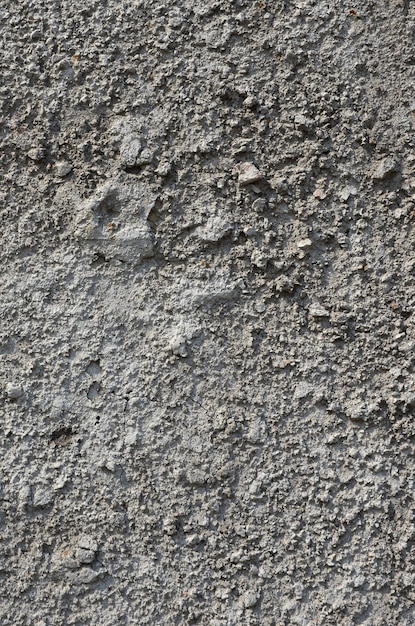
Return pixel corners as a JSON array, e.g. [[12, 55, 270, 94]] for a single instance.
[[1, 1, 415, 624]]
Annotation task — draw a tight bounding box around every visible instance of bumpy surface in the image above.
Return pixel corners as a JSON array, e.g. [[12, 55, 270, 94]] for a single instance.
[[1, 1, 415, 625]]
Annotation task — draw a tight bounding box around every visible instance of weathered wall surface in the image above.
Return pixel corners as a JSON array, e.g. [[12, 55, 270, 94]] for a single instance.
[[1, 1, 415, 624]]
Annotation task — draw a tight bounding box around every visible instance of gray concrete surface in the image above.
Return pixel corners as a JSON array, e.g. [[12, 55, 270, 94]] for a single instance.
[[1, 1, 415, 624]]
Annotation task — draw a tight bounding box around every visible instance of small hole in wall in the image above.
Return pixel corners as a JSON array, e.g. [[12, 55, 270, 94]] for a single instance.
[[50, 426, 75, 445], [87, 381, 101, 400], [100, 194, 120, 216], [91, 253, 108, 267]]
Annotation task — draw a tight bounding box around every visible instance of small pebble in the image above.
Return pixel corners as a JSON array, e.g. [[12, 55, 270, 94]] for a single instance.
[[32, 488, 53, 509], [55, 162, 72, 177], [250, 249, 268, 268], [313, 188, 327, 200], [78, 536, 98, 553], [255, 302, 266, 313], [252, 198, 266, 211], [125, 429, 139, 446], [169, 336, 188, 357], [119, 136, 142, 167], [5, 383, 23, 399], [243, 95, 258, 108], [243, 590, 259, 608], [27, 147, 45, 161], [294, 114, 310, 130], [76, 543, 97, 564], [236, 162, 263, 186], [372, 157, 399, 181], [67, 567, 102, 584], [339, 184, 358, 201], [137, 148, 153, 164], [231, 138, 251, 154], [309, 304, 329, 317], [156, 161, 171, 176], [198, 215, 232, 242], [297, 237, 312, 249], [235, 11, 247, 22]]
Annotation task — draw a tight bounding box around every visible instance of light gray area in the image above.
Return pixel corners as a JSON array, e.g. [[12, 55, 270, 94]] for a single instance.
[[1, 1, 415, 624]]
